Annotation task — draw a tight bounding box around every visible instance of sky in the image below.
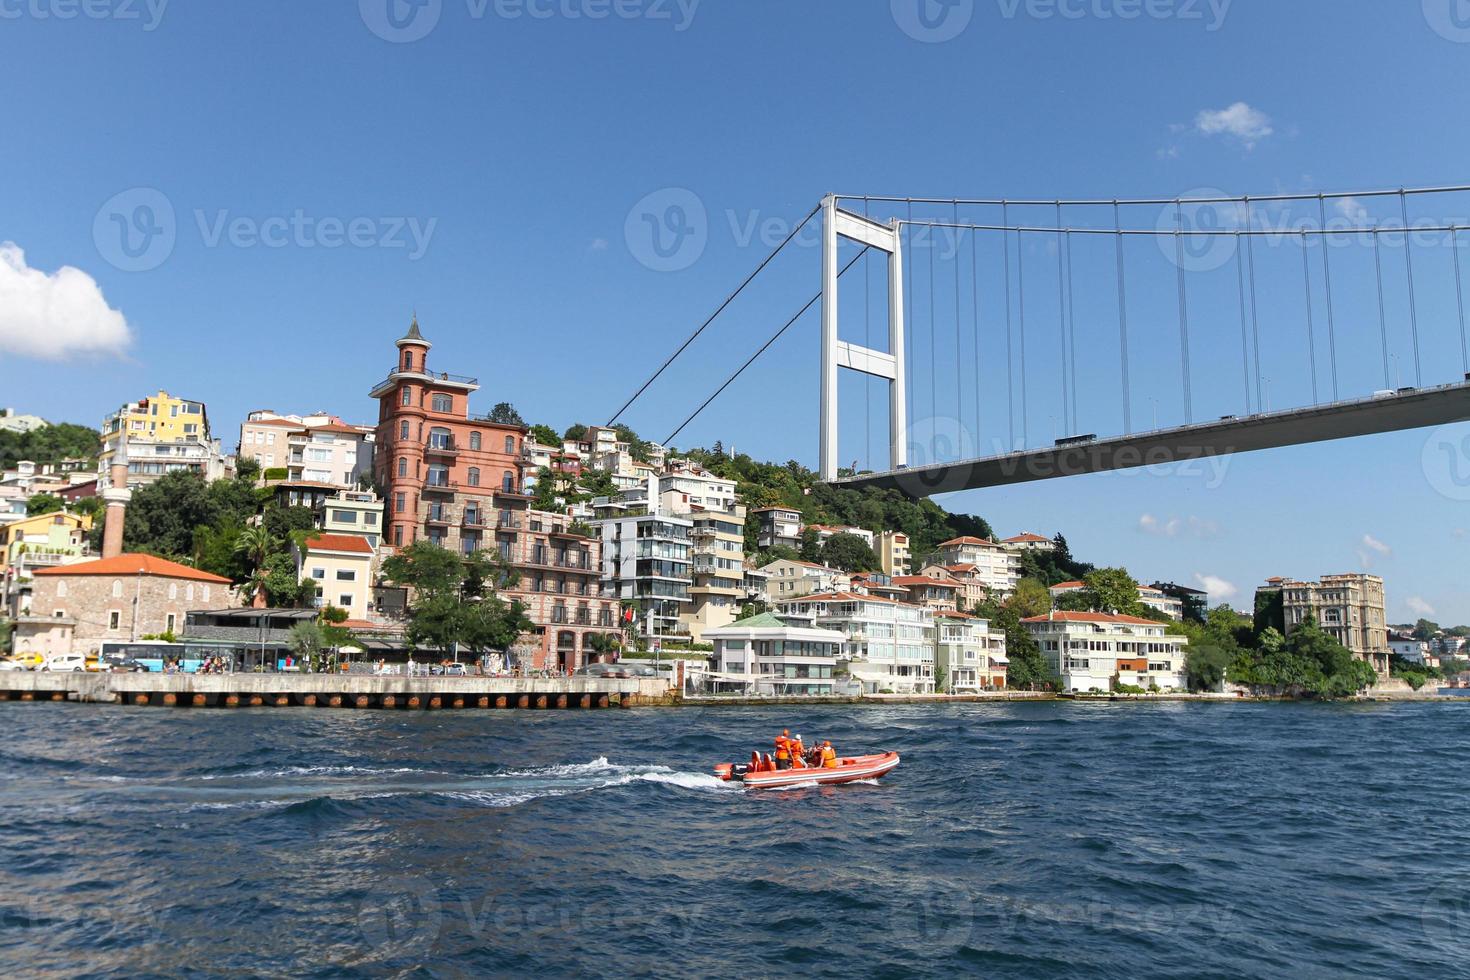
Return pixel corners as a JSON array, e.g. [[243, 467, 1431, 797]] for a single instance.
[[2, 0, 1469, 623]]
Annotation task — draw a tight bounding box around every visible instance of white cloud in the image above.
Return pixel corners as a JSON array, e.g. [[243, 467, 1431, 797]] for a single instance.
[[1138, 513, 1220, 539], [1362, 534, 1391, 556], [0, 243, 132, 361], [1406, 596, 1436, 617], [589, 238, 609, 251], [1195, 102, 1274, 149], [1335, 197, 1369, 223], [1194, 573, 1239, 602]]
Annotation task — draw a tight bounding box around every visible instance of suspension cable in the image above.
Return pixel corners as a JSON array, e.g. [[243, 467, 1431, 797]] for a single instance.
[[1400, 190, 1423, 387], [1317, 195, 1340, 400], [1113, 202, 1132, 434], [1245, 197, 1263, 415], [1017, 227, 1029, 448], [608, 203, 820, 425], [1003, 202, 1015, 447], [663, 247, 872, 447], [1300, 232, 1319, 404], [1056, 202, 1070, 433]]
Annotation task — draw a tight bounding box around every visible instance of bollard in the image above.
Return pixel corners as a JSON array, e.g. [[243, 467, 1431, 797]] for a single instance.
[[406, 695, 421, 710], [382, 695, 397, 709], [20, 692, 35, 702], [191, 694, 207, 707], [355, 695, 369, 709], [618, 693, 634, 709], [302, 695, 316, 708], [132, 693, 148, 706], [427, 696, 442, 710], [162, 693, 178, 707], [0, 692, 9, 701]]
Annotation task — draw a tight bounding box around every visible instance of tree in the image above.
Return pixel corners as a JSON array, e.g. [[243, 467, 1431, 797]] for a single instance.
[[234, 525, 282, 606], [1081, 567, 1144, 616], [0, 422, 100, 471], [26, 493, 64, 516], [1008, 578, 1053, 619], [1413, 618, 1441, 642], [382, 540, 470, 600], [233, 456, 261, 484], [1054, 589, 1093, 612], [529, 424, 560, 447], [819, 533, 879, 572], [979, 601, 1054, 690], [381, 541, 529, 656], [798, 527, 823, 563], [487, 402, 525, 427], [124, 470, 217, 557], [754, 545, 801, 567], [287, 621, 324, 670], [263, 505, 315, 542], [563, 423, 588, 442], [1184, 644, 1232, 692]]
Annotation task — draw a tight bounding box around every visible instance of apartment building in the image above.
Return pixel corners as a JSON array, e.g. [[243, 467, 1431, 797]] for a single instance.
[[659, 463, 739, 515], [806, 524, 875, 548], [317, 490, 385, 550], [931, 537, 1021, 597], [705, 611, 846, 696], [761, 558, 847, 600], [683, 510, 747, 642], [875, 530, 911, 577], [0, 510, 93, 617], [240, 411, 373, 488], [295, 533, 375, 621], [100, 391, 228, 489], [775, 592, 936, 694], [753, 507, 802, 551], [1267, 573, 1390, 676], [1000, 532, 1055, 553], [934, 611, 1008, 692], [1023, 611, 1187, 693], [890, 575, 964, 612], [599, 511, 693, 644], [1048, 580, 1184, 620], [369, 319, 617, 669], [0, 408, 47, 434]]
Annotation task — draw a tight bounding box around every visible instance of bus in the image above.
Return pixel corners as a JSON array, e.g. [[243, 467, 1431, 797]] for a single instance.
[[99, 640, 286, 674]]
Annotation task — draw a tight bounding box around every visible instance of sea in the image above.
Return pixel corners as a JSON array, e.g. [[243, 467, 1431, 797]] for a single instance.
[[0, 700, 1465, 979]]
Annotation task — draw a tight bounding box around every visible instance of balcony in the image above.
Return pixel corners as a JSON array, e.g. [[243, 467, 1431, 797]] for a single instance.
[[422, 479, 457, 495], [496, 516, 522, 531], [425, 510, 452, 527], [370, 367, 480, 397], [462, 512, 489, 528], [424, 439, 459, 457]]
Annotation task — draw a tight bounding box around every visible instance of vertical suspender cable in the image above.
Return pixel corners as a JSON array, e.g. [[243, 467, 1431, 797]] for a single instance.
[[1018, 225, 1029, 448], [1317, 195, 1340, 400], [1056, 202, 1069, 433], [1065, 229, 1078, 434], [863, 195, 872, 472], [972, 223, 982, 446], [1173, 201, 1193, 423], [929, 208, 938, 428], [1113, 202, 1132, 434], [1234, 233, 1252, 414], [1003, 202, 1015, 447], [1400, 190, 1423, 386], [1245, 197, 1263, 414], [1373, 223, 1391, 389], [953, 201, 963, 441], [1453, 225, 1469, 376], [906, 200, 915, 430], [1300, 232, 1319, 404]]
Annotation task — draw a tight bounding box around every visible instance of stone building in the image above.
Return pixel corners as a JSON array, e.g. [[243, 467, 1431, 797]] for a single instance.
[[1264, 573, 1391, 676]]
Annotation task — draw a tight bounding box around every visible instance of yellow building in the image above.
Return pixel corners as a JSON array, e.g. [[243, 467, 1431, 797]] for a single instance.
[[0, 510, 94, 616], [99, 392, 226, 490]]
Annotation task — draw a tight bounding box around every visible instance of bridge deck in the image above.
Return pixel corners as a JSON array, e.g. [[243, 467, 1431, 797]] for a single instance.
[[832, 381, 1470, 497]]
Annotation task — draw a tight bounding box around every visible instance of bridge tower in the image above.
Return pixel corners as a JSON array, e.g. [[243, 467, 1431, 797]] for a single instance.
[[819, 195, 908, 481]]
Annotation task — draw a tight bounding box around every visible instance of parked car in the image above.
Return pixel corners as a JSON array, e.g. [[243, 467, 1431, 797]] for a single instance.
[[0, 659, 24, 672], [43, 654, 88, 672], [442, 663, 467, 676], [9, 652, 44, 670], [101, 655, 151, 673]]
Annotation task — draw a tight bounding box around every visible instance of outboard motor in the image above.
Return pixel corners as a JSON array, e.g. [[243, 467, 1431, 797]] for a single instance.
[[729, 764, 750, 780]]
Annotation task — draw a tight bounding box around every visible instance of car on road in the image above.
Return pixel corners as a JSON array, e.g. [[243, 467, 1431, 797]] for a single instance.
[[43, 654, 88, 672], [101, 654, 151, 673], [0, 659, 24, 672], [442, 663, 467, 676], [8, 652, 44, 670]]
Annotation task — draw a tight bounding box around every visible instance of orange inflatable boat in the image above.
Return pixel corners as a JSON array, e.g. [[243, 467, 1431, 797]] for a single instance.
[[713, 751, 900, 789]]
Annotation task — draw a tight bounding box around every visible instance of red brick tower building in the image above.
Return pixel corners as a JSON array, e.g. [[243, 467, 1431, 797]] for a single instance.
[[370, 318, 618, 670]]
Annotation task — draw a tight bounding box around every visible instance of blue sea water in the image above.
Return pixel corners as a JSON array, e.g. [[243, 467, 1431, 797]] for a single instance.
[[0, 700, 1466, 978]]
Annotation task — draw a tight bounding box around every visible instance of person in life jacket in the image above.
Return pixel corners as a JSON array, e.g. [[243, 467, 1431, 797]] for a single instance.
[[774, 735, 792, 770], [821, 741, 838, 768], [790, 733, 805, 761]]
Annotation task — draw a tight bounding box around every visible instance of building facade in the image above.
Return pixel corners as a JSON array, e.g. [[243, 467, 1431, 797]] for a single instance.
[[775, 592, 936, 694], [100, 391, 228, 489], [753, 507, 802, 552], [875, 530, 911, 577], [761, 559, 847, 601], [935, 611, 1008, 692], [705, 612, 845, 696], [1023, 611, 1187, 693], [296, 533, 376, 621], [0, 511, 93, 617], [684, 510, 746, 642], [1274, 573, 1390, 675], [599, 511, 693, 645], [931, 537, 1021, 597]]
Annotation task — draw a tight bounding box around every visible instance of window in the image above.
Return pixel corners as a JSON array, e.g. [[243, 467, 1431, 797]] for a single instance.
[[112, 580, 123, 598], [397, 457, 407, 478], [203, 587, 211, 602], [165, 614, 176, 633], [403, 350, 414, 371], [312, 567, 326, 580], [427, 464, 450, 487], [400, 420, 410, 440], [394, 527, 403, 546], [401, 387, 412, 406], [56, 581, 67, 598], [336, 569, 356, 582], [504, 436, 515, 454], [108, 610, 121, 630], [502, 472, 515, 492], [469, 431, 481, 451], [169, 583, 178, 599], [432, 394, 452, 413], [394, 492, 406, 514], [332, 510, 356, 524], [429, 427, 452, 450], [467, 467, 480, 487]]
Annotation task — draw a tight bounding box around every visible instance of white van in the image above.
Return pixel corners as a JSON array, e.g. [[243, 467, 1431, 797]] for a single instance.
[[43, 654, 87, 672]]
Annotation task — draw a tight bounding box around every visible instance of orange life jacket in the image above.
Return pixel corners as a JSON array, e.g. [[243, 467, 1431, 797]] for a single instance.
[[774, 737, 790, 760], [821, 746, 838, 768]]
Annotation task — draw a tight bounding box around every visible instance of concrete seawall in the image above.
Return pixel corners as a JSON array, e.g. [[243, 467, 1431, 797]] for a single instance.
[[0, 673, 671, 710]]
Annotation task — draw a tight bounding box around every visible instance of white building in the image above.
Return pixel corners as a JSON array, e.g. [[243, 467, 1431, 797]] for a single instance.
[[1023, 611, 1187, 693], [761, 558, 847, 601], [317, 490, 385, 551], [776, 592, 935, 694], [598, 511, 693, 643], [0, 409, 47, 434], [239, 411, 373, 489], [805, 524, 876, 549], [705, 611, 846, 696], [935, 611, 1008, 692], [754, 507, 803, 551], [1389, 633, 1438, 668], [931, 537, 1021, 597], [1000, 532, 1055, 553]]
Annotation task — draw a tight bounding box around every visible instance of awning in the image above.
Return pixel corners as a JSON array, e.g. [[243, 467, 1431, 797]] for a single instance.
[[989, 655, 1010, 665], [846, 665, 893, 683]]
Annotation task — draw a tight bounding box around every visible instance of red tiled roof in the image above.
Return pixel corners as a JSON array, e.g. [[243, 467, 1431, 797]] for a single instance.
[[939, 536, 998, 547], [1050, 580, 1086, 590], [246, 418, 305, 429], [304, 533, 374, 555], [1003, 533, 1051, 543], [1022, 611, 1163, 627], [891, 576, 961, 590], [35, 553, 232, 584]]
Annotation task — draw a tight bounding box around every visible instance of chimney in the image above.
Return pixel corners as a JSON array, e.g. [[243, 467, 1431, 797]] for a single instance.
[[101, 436, 132, 559]]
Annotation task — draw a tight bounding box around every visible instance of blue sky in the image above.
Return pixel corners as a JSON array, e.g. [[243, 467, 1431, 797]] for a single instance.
[[2, 0, 1469, 622]]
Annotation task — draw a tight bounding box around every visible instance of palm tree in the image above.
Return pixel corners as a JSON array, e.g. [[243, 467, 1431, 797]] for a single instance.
[[234, 525, 282, 608]]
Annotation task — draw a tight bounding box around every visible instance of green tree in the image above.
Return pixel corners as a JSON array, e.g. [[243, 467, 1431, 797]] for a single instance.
[[124, 470, 216, 557], [1080, 567, 1143, 616], [1184, 644, 1232, 692], [234, 525, 282, 605], [287, 620, 324, 670], [1008, 578, 1053, 619], [563, 423, 588, 442], [798, 527, 823, 563], [1054, 589, 1093, 612], [262, 505, 316, 542], [529, 424, 560, 447], [487, 402, 525, 426], [1413, 618, 1441, 641], [233, 456, 262, 484], [25, 493, 63, 516], [819, 532, 879, 573], [978, 601, 1054, 690], [0, 422, 101, 470]]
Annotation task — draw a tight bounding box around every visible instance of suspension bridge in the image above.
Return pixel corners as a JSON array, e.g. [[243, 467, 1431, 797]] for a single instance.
[[611, 183, 1470, 498]]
